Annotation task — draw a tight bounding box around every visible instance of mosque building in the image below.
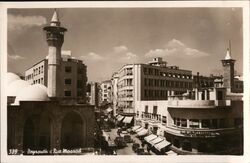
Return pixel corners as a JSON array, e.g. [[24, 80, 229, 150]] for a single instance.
[[7, 10, 95, 154]]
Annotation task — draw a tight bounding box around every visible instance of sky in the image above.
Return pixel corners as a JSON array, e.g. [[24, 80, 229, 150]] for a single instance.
[[7, 8, 243, 82]]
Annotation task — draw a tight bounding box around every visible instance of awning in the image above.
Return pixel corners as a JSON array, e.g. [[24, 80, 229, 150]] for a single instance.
[[132, 125, 141, 132], [117, 115, 125, 121], [154, 140, 171, 151], [165, 150, 177, 156], [123, 116, 133, 123], [144, 134, 157, 143], [149, 137, 164, 145], [135, 127, 143, 133], [106, 107, 113, 113], [137, 129, 148, 136]]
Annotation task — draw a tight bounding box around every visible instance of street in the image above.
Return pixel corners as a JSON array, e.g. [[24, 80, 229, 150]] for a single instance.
[[103, 128, 155, 155]]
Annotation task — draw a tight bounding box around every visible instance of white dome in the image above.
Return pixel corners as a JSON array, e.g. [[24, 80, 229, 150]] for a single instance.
[[7, 72, 20, 85], [14, 84, 49, 105], [7, 79, 30, 96]]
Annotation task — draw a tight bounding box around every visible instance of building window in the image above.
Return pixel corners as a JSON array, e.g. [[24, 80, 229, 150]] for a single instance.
[[65, 66, 72, 73], [77, 90, 82, 97], [143, 68, 148, 75], [234, 118, 243, 127], [78, 67, 84, 74], [64, 91, 71, 97], [181, 119, 187, 127], [189, 119, 199, 128], [153, 106, 157, 114], [65, 79, 72, 85], [41, 78, 43, 84], [211, 119, 218, 129], [145, 105, 148, 113], [219, 119, 226, 128], [176, 118, 181, 126], [201, 119, 211, 128], [77, 80, 82, 88], [162, 116, 167, 124]]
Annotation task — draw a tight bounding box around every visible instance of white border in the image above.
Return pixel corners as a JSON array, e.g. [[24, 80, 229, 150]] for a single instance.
[[1, 1, 249, 163]]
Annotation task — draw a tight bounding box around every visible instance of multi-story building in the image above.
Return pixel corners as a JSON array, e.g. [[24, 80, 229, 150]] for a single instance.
[[111, 72, 119, 116], [25, 51, 87, 103], [192, 72, 221, 88], [133, 49, 243, 155], [116, 57, 193, 117], [100, 80, 112, 105], [86, 82, 100, 107]]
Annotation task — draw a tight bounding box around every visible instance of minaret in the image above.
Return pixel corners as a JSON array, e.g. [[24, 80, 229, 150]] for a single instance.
[[221, 45, 235, 93], [43, 10, 67, 98]]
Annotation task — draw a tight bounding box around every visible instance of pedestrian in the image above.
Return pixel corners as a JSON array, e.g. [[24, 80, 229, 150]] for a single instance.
[[147, 145, 150, 153], [108, 135, 111, 141], [141, 142, 145, 148]]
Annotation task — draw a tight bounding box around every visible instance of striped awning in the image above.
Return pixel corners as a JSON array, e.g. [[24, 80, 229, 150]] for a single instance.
[[132, 125, 141, 132], [154, 140, 171, 151], [135, 127, 144, 133], [149, 137, 164, 146], [144, 134, 157, 143], [137, 129, 148, 136], [117, 115, 124, 121], [123, 116, 133, 123], [106, 107, 113, 113]]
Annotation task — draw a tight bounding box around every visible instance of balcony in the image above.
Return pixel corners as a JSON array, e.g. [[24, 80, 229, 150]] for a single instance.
[[168, 100, 231, 109], [165, 126, 237, 138]]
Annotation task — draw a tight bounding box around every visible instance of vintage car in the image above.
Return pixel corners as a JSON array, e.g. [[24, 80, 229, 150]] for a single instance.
[[114, 136, 127, 148], [123, 135, 133, 143], [132, 143, 140, 152]]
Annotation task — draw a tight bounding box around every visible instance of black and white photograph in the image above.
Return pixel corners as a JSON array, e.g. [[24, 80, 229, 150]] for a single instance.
[[1, 1, 249, 163]]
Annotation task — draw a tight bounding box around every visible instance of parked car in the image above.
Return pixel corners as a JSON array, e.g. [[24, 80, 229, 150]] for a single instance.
[[132, 143, 140, 152], [136, 148, 145, 155], [114, 136, 127, 148], [123, 135, 133, 143]]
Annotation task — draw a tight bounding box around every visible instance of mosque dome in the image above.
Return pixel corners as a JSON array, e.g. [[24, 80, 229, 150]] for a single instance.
[[7, 72, 20, 85], [7, 79, 30, 97], [14, 84, 49, 105]]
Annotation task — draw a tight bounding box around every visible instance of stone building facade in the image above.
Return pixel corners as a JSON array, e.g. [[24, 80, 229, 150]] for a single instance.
[[8, 101, 95, 153]]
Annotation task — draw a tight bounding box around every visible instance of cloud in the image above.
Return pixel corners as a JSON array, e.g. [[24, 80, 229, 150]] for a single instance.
[[121, 52, 138, 61], [7, 43, 25, 61], [113, 45, 128, 53], [8, 14, 47, 32], [145, 39, 209, 58], [8, 54, 25, 60], [81, 45, 139, 65], [113, 45, 139, 63], [80, 52, 105, 61]]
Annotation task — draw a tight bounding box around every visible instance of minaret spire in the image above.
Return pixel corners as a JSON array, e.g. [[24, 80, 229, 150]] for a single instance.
[[50, 9, 60, 27], [225, 40, 232, 60]]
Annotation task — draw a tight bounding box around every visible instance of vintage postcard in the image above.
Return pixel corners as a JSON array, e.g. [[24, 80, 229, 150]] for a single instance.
[[1, 1, 249, 163]]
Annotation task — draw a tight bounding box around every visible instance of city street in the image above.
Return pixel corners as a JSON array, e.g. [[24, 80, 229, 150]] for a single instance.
[[103, 128, 155, 155]]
